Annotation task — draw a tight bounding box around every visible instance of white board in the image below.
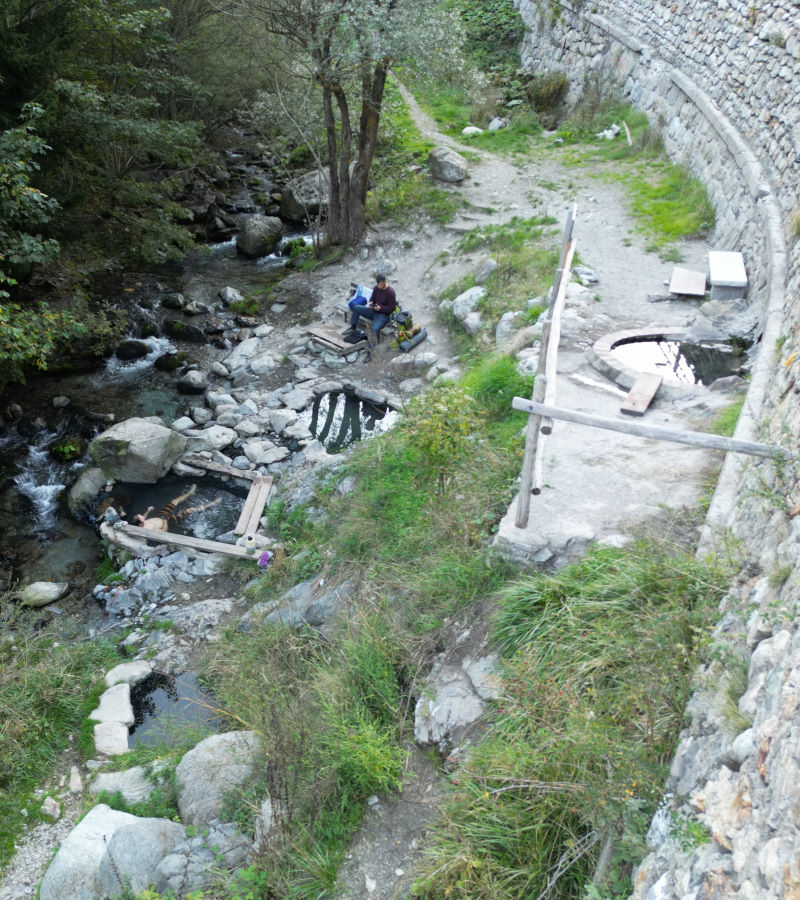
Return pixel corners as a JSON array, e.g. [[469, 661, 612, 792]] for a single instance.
[[708, 251, 747, 288]]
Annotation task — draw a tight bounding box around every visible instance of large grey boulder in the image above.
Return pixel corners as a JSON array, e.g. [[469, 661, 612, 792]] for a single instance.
[[18, 581, 70, 608], [451, 286, 485, 320], [176, 731, 262, 826], [39, 804, 184, 900], [428, 146, 468, 183], [96, 818, 186, 896], [280, 169, 329, 223], [88, 418, 187, 483], [414, 654, 500, 751], [68, 466, 106, 515], [236, 214, 283, 258]]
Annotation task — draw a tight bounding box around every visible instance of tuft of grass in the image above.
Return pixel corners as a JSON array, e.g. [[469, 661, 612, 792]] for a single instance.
[[0, 615, 120, 868], [710, 397, 745, 437], [414, 541, 729, 899], [201, 615, 407, 896], [629, 164, 715, 247], [440, 215, 559, 338]]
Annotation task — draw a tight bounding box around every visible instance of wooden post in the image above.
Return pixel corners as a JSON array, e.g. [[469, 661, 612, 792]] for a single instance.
[[516, 204, 577, 526], [511, 398, 793, 459]]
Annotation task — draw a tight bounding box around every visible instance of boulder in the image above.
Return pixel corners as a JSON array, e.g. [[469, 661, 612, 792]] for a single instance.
[[68, 466, 107, 515], [177, 370, 209, 394], [218, 286, 244, 306], [96, 818, 187, 896], [428, 146, 468, 183], [184, 424, 237, 453], [18, 581, 71, 607], [175, 731, 262, 826], [88, 418, 187, 483], [474, 257, 498, 284], [116, 339, 152, 361], [280, 169, 329, 223], [461, 125, 483, 136], [161, 319, 208, 344], [451, 286, 485, 320], [155, 821, 251, 895], [89, 683, 134, 727], [236, 214, 283, 258], [93, 722, 130, 756], [39, 804, 184, 900]]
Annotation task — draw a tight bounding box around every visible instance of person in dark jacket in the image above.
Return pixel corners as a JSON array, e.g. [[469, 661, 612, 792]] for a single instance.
[[344, 274, 398, 347]]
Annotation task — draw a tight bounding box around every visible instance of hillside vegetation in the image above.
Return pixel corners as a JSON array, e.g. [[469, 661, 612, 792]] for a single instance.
[[0, 1, 729, 897]]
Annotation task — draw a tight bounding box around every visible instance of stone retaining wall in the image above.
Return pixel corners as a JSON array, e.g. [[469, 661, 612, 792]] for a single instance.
[[515, 2, 800, 897]]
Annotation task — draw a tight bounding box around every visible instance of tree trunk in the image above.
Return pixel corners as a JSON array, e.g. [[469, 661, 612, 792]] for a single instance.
[[321, 59, 388, 247]]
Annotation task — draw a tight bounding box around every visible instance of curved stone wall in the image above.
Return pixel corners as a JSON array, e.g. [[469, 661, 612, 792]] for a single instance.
[[515, 2, 800, 897]]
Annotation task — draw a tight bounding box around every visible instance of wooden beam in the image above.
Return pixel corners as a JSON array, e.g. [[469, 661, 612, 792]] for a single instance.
[[117, 524, 258, 559], [511, 398, 792, 459], [234, 475, 273, 535], [183, 456, 259, 480]]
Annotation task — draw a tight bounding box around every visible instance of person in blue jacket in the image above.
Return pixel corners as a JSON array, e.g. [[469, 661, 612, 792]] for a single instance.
[[343, 274, 398, 348]]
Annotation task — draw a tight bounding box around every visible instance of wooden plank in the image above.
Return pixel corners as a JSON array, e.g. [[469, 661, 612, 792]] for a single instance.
[[511, 397, 793, 459], [234, 475, 273, 535], [669, 266, 706, 297], [620, 373, 663, 416], [183, 456, 259, 480], [117, 524, 257, 559], [307, 324, 367, 356]]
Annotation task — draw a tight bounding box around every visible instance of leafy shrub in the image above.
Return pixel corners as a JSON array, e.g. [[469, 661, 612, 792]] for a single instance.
[[401, 384, 478, 493], [461, 354, 533, 421]]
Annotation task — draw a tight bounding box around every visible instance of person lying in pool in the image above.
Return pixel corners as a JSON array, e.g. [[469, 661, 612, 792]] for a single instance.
[[132, 484, 220, 531]]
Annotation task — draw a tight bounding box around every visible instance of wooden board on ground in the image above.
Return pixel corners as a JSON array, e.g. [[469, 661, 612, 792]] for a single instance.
[[620, 372, 664, 416], [307, 323, 367, 356], [183, 455, 259, 480], [669, 266, 706, 297], [118, 523, 256, 559], [234, 475, 273, 535]]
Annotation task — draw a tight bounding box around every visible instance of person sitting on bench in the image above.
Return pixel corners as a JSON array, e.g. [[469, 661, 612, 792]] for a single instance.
[[343, 273, 397, 347]]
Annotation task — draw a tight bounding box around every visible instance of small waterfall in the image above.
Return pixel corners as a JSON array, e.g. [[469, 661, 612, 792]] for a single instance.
[[13, 430, 70, 538], [101, 336, 174, 379]]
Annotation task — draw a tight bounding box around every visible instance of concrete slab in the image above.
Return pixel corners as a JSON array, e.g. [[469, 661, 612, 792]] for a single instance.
[[669, 266, 707, 297]]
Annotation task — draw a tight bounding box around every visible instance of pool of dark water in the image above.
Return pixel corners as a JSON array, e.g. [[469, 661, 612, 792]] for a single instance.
[[611, 339, 745, 386], [129, 671, 222, 747], [101, 474, 249, 539], [298, 389, 398, 453]]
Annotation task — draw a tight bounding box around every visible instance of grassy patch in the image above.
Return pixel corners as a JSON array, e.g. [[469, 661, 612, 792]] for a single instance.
[[0, 614, 120, 868], [367, 79, 466, 226], [709, 397, 745, 436], [413, 540, 729, 899], [201, 618, 407, 896], [441, 215, 559, 340], [629, 164, 715, 248]]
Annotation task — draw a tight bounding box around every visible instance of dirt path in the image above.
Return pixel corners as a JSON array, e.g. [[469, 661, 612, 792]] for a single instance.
[[330, 92, 731, 899]]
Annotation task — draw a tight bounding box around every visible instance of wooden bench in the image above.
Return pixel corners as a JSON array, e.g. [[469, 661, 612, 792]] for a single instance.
[[234, 475, 273, 535]]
